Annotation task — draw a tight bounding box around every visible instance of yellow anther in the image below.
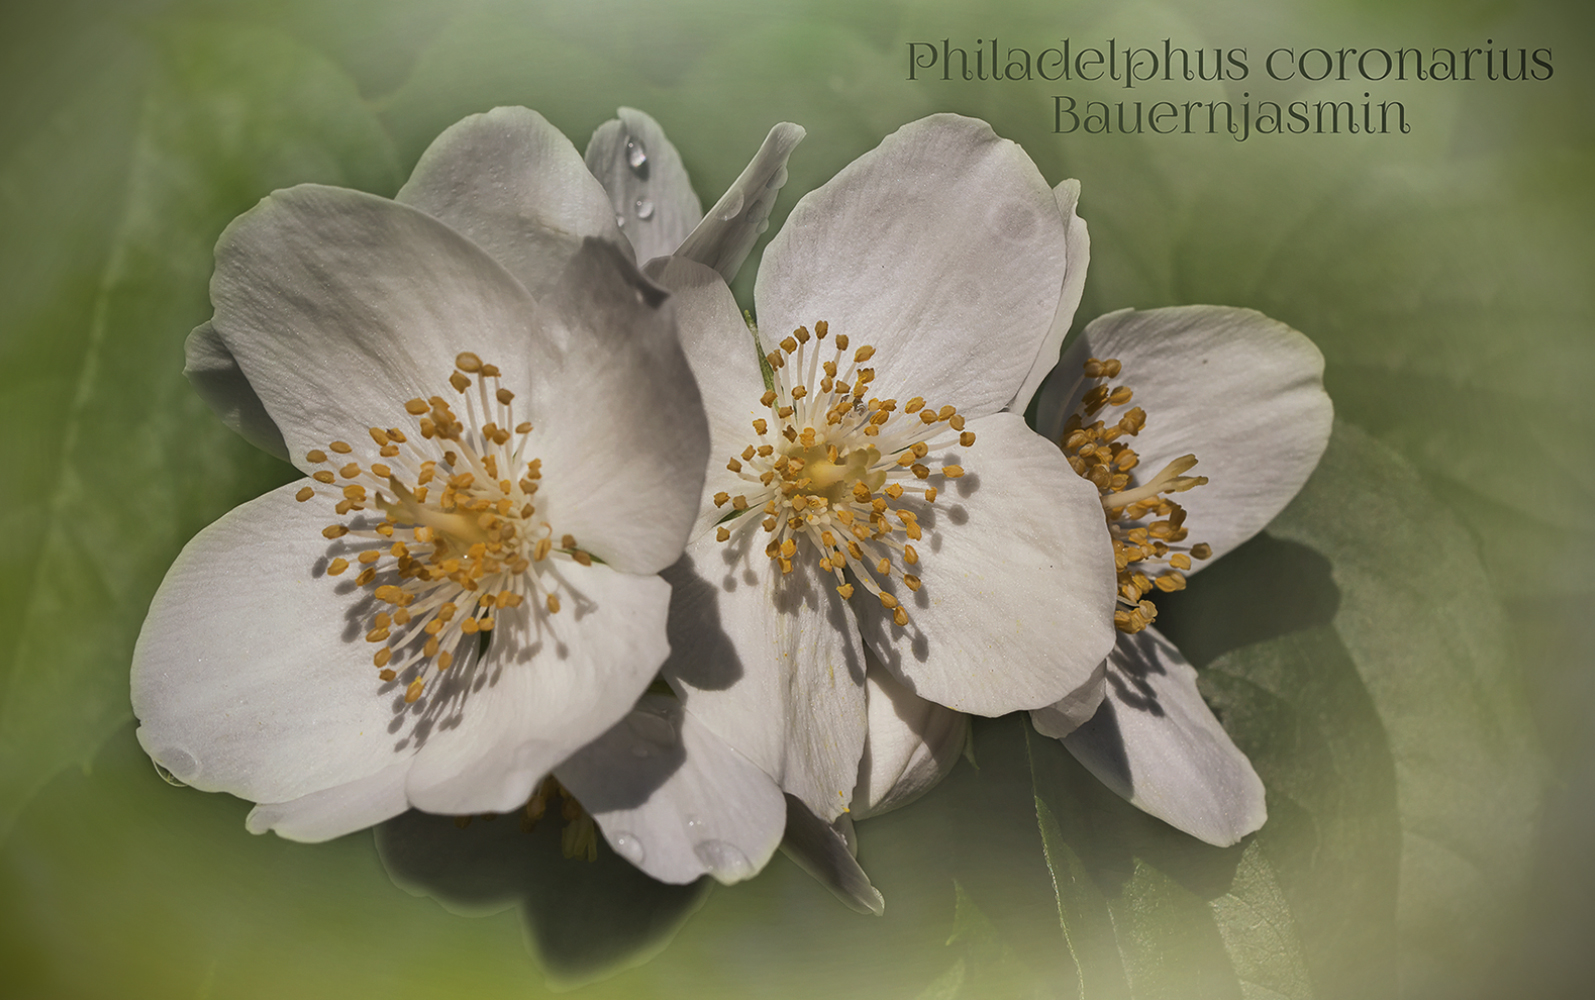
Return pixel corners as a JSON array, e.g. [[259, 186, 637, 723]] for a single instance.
[[836, 583, 855, 599], [313, 470, 336, 484], [854, 345, 876, 363], [404, 679, 425, 703], [449, 371, 471, 392], [330, 441, 352, 454], [546, 594, 561, 614], [296, 486, 315, 502], [340, 463, 361, 479], [322, 525, 348, 539], [455, 351, 483, 372], [327, 558, 349, 575], [924, 487, 938, 502], [716, 527, 731, 542], [1191, 543, 1213, 559], [942, 465, 965, 478], [879, 592, 899, 609], [960, 432, 976, 447]]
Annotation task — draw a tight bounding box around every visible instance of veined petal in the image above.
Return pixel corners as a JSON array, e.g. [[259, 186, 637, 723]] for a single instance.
[[131, 481, 416, 804], [850, 649, 968, 820], [675, 122, 806, 284], [397, 106, 629, 297], [1036, 306, 1332, 567], [852, 413, 1117, 715], [246, 759, 411, 843], [1028, 656, 1108, 739], [1007, 179, 1090, 416], [525, 240, 711, 574], [645, 255, 769, 540], [585, 108, 702, 265], [208, 183, 549, 475], [661, 536, 868, 823], [183, 321, 288, 460], [555, 695, 786, 885], [403, 562, 673, 816], [1061, 626, 1266, 847], [780, 794, 884, 916], [755, 114, 1068, 419], [212, 187, 704, 573]]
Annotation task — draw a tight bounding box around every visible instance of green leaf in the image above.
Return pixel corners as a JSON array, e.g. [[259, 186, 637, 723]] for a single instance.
[[1026, 422, 1540, 1000], [0, 21, 400, 835]]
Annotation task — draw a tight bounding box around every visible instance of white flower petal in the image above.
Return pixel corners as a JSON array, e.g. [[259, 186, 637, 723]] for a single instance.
[[1061, 626, 1266, 847], [1036, 306, 1332, 566], [131, 481, 414, 804], [1007, 179, 1090, 416], [644, 255, 770, 539], [850, 649, 968, 820], [675, 122, 806, 284], [1028, 656, 1108, 739], [661, 535, 868, 823], [852, 413, 1117, 716], [397, 106, 629, 297], [755, 114, 1068, 418], [208, 183, 549, 473], [182, 321, 288, 460], [555, 695, 786, 885], [246, 759, 411, 842], [212, 188, 704, 573], [585, 108, 703, 265], [780, 794, 884, 916], [524, 240, 711, 574], [402, 563, 673, 816]]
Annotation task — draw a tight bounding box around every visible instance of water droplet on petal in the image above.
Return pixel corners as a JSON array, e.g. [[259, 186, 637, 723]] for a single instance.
[[766, 166, 788, 190], [717, 189, 745, 222], [634, 197, 655, 220], [694, 838, 754, 880], [744, 203, 763, 225], [152, 746, 198, 785], [685, 814, 706, 833], [152, 760, 187, 787], [755, 219, 769, 235], [626, 137, 648, 172], [627, 710, 676, 748], [612, 831, 646, 864]]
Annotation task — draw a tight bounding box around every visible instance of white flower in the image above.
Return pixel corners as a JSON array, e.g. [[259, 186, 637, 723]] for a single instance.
[[647, 114, 1119, 828], [1029, 305, 1334, 846], [131, 107, 789, 884]]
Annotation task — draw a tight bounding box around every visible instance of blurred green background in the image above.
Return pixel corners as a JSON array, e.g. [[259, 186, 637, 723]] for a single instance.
[[1, 0, 1590, 997]]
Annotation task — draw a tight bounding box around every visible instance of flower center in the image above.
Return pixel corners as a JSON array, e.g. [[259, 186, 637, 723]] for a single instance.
[[1060, 356, 1212, 634], [711, 320, 975, 628], [297, 353, 593, 705]]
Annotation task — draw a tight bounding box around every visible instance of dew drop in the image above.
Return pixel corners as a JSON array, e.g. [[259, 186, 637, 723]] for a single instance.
[[766, 165, 788, 190], [612, 831, 646, 864], [627, 710, 677, 748], [717, 189, 745, 222], [152, 760, 188, 787], [634, 197, 655, 221], [693, 838, 754, 880], [744, 203, 763, 225], [625, 136, 648, 172]]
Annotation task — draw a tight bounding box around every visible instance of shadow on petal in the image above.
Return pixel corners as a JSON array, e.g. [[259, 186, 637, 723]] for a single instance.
[[374, 808, 710, 988]]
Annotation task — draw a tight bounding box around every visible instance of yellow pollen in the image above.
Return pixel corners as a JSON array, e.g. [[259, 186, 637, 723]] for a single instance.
[[1061, 357, 1212, 634]]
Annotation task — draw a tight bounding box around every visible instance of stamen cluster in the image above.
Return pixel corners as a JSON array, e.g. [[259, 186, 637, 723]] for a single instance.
[[1060, 357, 1212, 634], [297, 353, 592, 705], [712, 321, 976, 628]]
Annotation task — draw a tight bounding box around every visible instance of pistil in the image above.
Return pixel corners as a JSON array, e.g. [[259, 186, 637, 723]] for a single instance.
[[713, 321, 974, 628], [296, 353, 594, 704]]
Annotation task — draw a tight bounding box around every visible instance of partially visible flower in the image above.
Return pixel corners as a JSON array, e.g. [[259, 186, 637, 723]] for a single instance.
[[647, 114, 1118, 837], [1029, 305, 1333, 846], [132, 107, 791, 885]]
